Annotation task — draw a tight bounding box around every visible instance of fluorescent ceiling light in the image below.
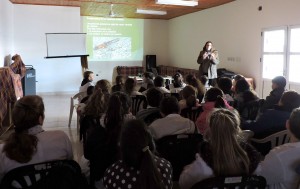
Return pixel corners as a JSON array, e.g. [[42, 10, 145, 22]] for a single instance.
[[156, 0, 198, 6], [136, 9, 167, 15]]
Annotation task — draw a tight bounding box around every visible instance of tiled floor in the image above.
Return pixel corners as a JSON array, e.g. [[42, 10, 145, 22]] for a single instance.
[[0, 92, 83, 162]]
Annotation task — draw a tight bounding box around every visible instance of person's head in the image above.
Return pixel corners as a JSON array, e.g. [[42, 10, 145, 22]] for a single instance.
[[84, 89, 107, 116], [278, 90, 300, 112], [115, 75, 125, 85], [3, 95, 45, 163], [287, 108, 300, 141], [235, 78, 250, 94], [12, 95, 45, 131], [154, 76, 164, 87], [105, 92, 131, 126], [185, 74, 195, 85], [143, 72, 154, 82], [160, 96, 180, 116], [206, 108, 249, 176], [173, 72, 184, 87], [182, 85, 196, 100], [146, 88, 163, 108], [120, 119, 164, 188], [272, 76, 286, 90], [124, 78, 136, 95], [203, 41, 213, 52], [83, 71, 94, 81], [232, 74, 245, 91], [204, 87, 223, 102], [86, 86, 95, 96], [95, 79, 111, 94], [189, 77, 206, 97], [218, 77, 233, 94]]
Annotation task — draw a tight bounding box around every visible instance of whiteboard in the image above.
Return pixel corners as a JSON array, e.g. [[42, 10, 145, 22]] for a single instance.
[[45, 33, 88, 58]]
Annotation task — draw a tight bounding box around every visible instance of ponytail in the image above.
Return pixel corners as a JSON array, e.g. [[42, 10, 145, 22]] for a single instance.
[[138, 146, 165, 189], [3, 132, 38, 163]]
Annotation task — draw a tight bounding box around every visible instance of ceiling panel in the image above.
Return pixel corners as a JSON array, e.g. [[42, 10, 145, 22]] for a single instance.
[[10, 0, 235, 20]]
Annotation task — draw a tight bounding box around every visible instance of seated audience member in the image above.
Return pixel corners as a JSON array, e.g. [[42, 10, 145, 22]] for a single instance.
[[217, 77, 234, 105], [168, 72, 186, 93], [260, 75, 286, 113], [0, 95, 73, 181], [179, 85, 199, 110], [100, 92, 135, 127], [138, 72, 154, 93], [255, 107, 300, 189], [80, 85, 95, 104], [103, 120, 173, 189], [149, 96, 195, 140], [153, 75, 170, 94], [185, 75, 206, 102], [84, 92, 134, 188], [94, 79, 111, 104], [179, 109, 261, 189], [233, 78, 259, 119], [242, 90, 300, 139], [111, 75, 125, 93], [79, 71, 94, 93], [195, 87, 233, 134], [124, 77, 143, 96], [79, 89, 107, 142], [199, 75, 209, 88], [232, 74, 245, 93], [136, 88, 163, 124]]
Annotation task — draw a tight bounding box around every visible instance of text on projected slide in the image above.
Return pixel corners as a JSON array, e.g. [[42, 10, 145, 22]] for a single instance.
[[83, 17, 143, 61]]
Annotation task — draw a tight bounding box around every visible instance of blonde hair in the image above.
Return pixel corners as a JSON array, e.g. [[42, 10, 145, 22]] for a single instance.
[[206, 108, 249, 176]]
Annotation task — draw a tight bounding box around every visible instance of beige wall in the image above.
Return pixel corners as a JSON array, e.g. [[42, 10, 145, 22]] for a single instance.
[[168, 0, 300, 96]]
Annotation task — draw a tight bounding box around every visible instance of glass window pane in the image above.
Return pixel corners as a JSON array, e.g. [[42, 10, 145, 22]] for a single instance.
[[290, 28, 300, 53], [289, 55, 300, 82], [262, 55, 284, 79], [264, 30, 285, 52]]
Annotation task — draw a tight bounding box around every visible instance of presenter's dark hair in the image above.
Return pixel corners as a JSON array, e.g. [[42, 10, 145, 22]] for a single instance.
[[3, 95, 45, 163], [202, 41, 213, 51], [120, 119, 165, 189]]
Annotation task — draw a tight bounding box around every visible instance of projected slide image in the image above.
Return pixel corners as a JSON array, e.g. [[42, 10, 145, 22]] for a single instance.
[[83, 17, 143, 61], [93, 37, 131, 60]]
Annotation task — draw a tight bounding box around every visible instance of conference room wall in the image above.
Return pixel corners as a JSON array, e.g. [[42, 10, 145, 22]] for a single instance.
[[8, 3, 168, 93], [0, 0, 14, 66], [168, 0, 300, 96]]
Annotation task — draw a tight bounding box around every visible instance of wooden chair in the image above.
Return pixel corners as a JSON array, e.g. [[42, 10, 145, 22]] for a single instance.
[[131, 95, 147, 115], [0, 159, 88, 189], [191, 175, 266, 189], [180, 106, 203, 122], [156, 134, 203, 181]]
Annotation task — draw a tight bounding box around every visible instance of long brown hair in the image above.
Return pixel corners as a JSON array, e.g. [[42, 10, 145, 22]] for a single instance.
[[3, 95, 44, 163], [206, 108, 249, 176], [121, 120, 165, 189]]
